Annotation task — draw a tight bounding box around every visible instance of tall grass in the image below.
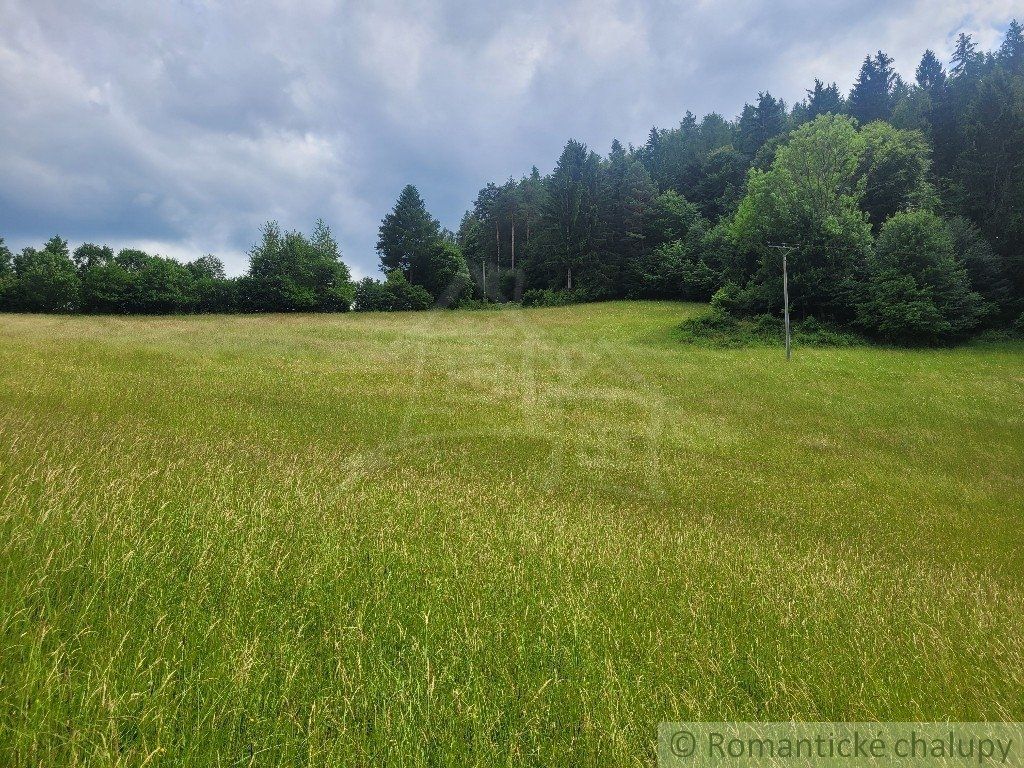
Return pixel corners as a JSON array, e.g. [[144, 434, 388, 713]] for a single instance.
[[0, 303, 1021, 766]]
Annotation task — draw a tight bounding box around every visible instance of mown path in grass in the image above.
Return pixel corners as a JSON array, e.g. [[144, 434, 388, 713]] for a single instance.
[[0, 302, 1022, 766]]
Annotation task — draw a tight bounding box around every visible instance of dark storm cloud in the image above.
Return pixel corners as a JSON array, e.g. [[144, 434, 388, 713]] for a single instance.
[[0, 0, 1015, 275]]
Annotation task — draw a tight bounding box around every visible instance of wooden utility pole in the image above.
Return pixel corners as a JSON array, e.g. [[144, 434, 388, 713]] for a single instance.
[[769, 244, 794, 360], [782, 249, 791, 360]]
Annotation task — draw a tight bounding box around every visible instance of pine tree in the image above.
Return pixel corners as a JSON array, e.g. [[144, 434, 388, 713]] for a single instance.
[[536, 140, 602, 292], [615, 160, 658, 292]]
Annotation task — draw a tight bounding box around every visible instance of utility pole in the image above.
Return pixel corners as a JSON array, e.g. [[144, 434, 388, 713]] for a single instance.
[[769, 244, 794, 360]]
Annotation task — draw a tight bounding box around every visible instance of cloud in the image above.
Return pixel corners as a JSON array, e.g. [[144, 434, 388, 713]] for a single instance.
[[0, 0, 1016, 275]]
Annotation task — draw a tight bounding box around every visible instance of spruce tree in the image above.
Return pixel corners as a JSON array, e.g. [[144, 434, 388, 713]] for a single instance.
[[915, 49, 946, 93], [848, 51, 896, 124], [999, 19, 1024, 72], [376, 185, 443, 277], [950, 33, 980, 76], [806, 79, 844, 119]]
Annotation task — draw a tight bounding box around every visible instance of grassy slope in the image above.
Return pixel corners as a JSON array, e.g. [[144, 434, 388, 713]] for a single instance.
[[0, 301, 1022, 766]]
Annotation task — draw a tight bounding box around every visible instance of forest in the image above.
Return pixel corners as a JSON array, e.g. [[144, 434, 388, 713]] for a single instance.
[[1, 23, 1022, 344]]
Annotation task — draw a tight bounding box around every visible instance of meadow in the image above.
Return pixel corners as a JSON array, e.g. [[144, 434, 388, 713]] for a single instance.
[[0, 301, 1022, 766]]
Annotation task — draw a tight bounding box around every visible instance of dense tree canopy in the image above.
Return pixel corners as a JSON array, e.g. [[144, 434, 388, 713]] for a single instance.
[[0, 222, 352, 314], [242, 220, 353, 312], [442, 20, 1024, 342], [728, 115, 873, 320], [3, 19, 1023, 344]]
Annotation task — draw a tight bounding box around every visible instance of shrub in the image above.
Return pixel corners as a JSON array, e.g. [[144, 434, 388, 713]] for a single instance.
[[354, 271, 433, 312], [856, 210, 987, 344], [521, 289, 578, 307], [679, 309, 862, 347]]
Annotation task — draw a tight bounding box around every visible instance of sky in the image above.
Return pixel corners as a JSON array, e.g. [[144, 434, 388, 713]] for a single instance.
[[0, 0, 1017, 277]]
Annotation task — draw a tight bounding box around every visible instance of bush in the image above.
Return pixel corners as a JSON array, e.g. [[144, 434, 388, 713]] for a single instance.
[[856, 210, 987, 344], [354, 271, 433, 311], [521, 289, 579, 307], [709, 281, 774, 316], [678, 309, 862, 347], [627, 240, 720, 301]]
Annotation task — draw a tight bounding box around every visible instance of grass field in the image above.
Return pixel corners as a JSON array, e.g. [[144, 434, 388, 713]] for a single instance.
[[1, 301, 1022, 766]]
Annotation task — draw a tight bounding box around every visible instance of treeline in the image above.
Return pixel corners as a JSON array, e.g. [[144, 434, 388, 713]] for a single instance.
[[446, 23, 1024, 342], [3, 22, 1023, 342], [0, 221, 353, 314]]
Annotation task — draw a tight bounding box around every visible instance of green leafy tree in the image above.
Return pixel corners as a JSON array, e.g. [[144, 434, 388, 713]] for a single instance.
[[81, 248, 201, 314], [73, 243, 114, 271], [9, 240, 81, 312], [187, 255, 234, 312], [730, 114, 873, 319], [81, 261, 135, 313], [629, 229, 718, 301], [189, 254, 226, 281], [137, 256, 197, 313], [858, 121, 936, 227], [245, 220, 354, 312], [413, 238, 473, 306], [645, 191, 700, 246]]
